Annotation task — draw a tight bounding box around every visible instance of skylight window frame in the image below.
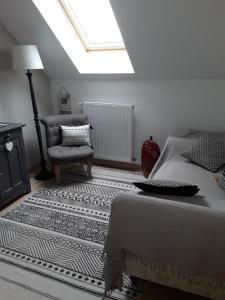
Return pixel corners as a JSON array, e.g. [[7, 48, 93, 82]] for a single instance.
[[32, 0, 134, 74], [58, 0, 126, 52]]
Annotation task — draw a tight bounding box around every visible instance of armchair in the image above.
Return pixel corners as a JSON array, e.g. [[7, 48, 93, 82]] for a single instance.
[[41, 114, 93, 178]]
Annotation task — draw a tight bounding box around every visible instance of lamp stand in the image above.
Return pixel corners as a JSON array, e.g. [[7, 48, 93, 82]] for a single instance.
[[26, 70, 54, 180]]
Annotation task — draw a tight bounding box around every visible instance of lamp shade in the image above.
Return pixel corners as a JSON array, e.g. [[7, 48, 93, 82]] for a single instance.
[[13, 45, 44, 70]]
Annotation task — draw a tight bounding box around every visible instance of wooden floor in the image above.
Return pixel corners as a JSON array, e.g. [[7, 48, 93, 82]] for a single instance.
[[0, 167, 210, 300], [0, 175, 54, 217]]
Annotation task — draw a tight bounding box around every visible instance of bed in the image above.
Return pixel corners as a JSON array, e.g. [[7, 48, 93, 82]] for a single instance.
[[103, 130, 225, 300]]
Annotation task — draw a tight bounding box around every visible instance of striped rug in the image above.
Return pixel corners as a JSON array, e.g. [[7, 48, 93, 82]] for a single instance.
[[0, 173, 143, 300]]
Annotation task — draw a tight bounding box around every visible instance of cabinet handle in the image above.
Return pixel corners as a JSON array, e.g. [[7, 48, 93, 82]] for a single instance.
[[5, 141, 13, 152]]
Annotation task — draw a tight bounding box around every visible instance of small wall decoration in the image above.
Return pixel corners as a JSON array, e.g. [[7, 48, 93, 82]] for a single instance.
[[57, 86, 71, 114], [141, 136, 160, 178]]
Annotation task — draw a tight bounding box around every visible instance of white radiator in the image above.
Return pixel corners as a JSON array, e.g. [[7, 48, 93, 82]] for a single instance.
[[82, 102, 134, 162]]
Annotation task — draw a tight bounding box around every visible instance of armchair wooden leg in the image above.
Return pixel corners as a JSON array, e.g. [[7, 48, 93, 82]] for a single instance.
[[87, 160, 92, 178], [54, 165, 61, 182]]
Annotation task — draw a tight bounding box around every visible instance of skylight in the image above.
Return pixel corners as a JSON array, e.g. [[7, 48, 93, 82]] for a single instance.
[[59, 0, 125, 51], [32, 0, 134, 74]]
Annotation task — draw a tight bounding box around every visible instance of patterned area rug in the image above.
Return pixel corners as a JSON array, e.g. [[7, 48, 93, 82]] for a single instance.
[[0, 175, 142, 300]]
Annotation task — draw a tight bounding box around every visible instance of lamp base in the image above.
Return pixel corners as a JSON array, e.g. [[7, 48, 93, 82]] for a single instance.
[[35, 167, 54, 180]]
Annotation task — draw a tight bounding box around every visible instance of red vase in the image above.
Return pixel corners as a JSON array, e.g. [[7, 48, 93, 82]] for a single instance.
[[141, 136, 160, 178]]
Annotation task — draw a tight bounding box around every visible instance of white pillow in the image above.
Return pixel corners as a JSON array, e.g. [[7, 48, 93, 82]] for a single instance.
[[61, 124, 91, 146]]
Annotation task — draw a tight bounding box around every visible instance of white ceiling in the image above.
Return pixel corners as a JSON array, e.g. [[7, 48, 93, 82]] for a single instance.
[[0, 0, 225, 79]]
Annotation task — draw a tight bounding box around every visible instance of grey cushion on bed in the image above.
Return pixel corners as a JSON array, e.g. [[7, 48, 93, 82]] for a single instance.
[[133, 179, 199, 196], [181, 133, 225, 173], [218, 171, 225, 191], [48, 145, 93, 164]]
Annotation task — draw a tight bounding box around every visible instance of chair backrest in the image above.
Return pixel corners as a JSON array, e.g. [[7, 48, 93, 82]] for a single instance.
[[41, 114, 87, 148]]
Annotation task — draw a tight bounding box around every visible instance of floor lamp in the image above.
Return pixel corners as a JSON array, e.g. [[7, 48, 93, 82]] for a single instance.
[[13, 45, 53, 180]]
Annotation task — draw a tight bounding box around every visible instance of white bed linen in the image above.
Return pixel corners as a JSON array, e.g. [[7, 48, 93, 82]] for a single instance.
[[103, 135, 225, 299]]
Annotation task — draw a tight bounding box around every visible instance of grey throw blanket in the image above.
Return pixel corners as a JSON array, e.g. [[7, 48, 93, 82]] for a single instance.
[[103, 135, 225, 294]]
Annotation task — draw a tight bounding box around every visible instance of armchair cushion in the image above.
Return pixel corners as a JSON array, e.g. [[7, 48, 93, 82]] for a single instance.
[[48, 145, 93, 164], [61, 124, 91, 146]]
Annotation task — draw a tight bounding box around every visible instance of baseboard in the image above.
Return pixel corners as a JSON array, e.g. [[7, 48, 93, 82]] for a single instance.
[[29, 163, 39, 174], [93, 158, 141, 171], [29, 159, 141, 174], [28, 160, 52, 174]]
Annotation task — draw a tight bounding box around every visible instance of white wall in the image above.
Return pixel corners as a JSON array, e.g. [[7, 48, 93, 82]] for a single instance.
[[50, 79, 225, 163], [0, 23, 52, 168]]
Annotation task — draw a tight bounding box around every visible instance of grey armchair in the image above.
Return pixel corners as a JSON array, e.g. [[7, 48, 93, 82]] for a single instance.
[[41, 114, 93, 178]]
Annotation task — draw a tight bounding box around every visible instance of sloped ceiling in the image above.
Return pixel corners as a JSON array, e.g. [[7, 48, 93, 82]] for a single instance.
[[0, 0, 225, 79]]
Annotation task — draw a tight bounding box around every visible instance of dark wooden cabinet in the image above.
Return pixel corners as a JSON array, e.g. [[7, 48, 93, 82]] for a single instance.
[[0, 123, 31, 209]]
